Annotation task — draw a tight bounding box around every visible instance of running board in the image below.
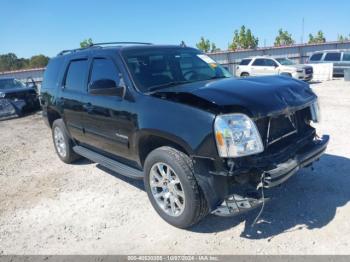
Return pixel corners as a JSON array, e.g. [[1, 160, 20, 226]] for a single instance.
[[73, 146, 144, 179]]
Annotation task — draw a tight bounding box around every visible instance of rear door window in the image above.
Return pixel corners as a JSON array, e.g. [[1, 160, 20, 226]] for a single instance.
[[324, 52, 341, 61], [252, 59, 265, 66], [64, 59, 89, 91], [239, 59, 252, 65], [310, 53, 323, 62]]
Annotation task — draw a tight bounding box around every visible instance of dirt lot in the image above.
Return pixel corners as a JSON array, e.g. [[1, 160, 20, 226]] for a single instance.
[[0, 79, 349, 255]]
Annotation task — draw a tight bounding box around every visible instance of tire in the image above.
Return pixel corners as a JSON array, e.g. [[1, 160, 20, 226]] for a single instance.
[[144, 146, 208, 228], [52, 119, 80, 164], [240, 72, 249, 77]]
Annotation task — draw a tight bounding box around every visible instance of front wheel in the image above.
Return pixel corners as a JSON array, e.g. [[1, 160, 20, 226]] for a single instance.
[[144, 146, 208, 228]]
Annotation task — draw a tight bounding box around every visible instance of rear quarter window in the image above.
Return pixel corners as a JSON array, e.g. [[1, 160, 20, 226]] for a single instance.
[[342, 53, 350, 61], [41, 58, 64, 89], [239, 59, 252, 65], [309, 53, 323, 62], [324, 52, 341, 61]]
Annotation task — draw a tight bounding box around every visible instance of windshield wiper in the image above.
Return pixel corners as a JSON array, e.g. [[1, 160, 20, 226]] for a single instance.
[[148, 80, 191, 92]]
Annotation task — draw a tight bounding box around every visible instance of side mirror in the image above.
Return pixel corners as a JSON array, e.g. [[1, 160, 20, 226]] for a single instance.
[[89, 79, 125, 97]]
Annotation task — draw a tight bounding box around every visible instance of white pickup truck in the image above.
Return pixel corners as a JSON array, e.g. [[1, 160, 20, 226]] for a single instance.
[[235, 56, 313, 81]]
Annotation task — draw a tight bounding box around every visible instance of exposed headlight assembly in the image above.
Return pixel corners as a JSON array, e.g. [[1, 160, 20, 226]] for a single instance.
[[0, 92, 5, 98], [310, 100, 321, 123], [214, 113, 264, 158]]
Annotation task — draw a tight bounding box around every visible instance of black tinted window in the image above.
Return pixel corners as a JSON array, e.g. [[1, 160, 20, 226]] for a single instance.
[[343, 53, 350, 61], [42, 58, 63, 89], [65, 60, 88, 91], [264, 59, 277, 67], [239, 59, 251, 65], [310, 53, 323, 61], [324, 52, 341, 61], [252, 59, 265, 66], [90, 58, 120, 87]]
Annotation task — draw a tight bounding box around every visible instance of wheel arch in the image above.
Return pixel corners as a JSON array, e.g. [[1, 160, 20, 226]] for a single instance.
[[135, 130, 194, 167], [47, 108, 62, 128]]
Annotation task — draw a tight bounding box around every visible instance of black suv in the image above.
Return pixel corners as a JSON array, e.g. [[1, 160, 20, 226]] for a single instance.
[[41, 42, 329, 228]]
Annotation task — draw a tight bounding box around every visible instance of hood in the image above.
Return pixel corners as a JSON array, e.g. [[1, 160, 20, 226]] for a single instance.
[[152, 76, 316, 118], [281, 64, 312, 70]]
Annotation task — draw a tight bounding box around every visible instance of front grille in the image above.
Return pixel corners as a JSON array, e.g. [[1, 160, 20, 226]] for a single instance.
[[255, 107, 313, 150]]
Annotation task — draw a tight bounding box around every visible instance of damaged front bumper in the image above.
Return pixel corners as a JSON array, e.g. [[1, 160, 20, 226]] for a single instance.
[[262, 134, 329, 188], [193, 134, 329, 217]]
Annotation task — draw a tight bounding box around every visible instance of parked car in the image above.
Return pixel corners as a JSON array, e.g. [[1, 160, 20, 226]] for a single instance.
[[0, 77, 40, 118], [236, 56, 313, 81], [307, 50, 350, 76], [40, 42, 329, 228]]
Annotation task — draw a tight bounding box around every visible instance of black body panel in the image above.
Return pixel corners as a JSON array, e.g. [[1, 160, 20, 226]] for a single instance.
[[40, 45, 328, 212]]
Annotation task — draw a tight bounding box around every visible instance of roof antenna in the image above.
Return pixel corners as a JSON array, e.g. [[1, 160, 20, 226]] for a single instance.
[[180, 41, 187, 47]]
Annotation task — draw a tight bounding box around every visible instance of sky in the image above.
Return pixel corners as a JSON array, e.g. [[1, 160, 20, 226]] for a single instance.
[[1, 0, 349, 58]]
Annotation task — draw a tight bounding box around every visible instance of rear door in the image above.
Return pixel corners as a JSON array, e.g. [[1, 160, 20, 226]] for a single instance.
[[59, 57, 89, 142]]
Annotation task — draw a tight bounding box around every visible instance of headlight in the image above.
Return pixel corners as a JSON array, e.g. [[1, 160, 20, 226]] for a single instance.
[[310, 100, 321, 123], [214, 113, 264, 158], [0, 92, 5, 98]]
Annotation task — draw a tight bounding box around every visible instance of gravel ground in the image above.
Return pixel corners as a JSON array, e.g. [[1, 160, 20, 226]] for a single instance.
[[0, 79, 349, 255]]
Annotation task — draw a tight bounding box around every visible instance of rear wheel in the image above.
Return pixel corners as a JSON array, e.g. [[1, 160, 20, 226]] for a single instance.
[[240, 72, 250, 77], [144, 146, 208, 228], [52, 119, 80, 163]]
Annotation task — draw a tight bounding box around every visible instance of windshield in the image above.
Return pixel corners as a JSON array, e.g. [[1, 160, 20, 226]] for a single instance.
[[0, 78, 25, 90], [122, 48, 232, 92], [276, 58, 296, 65]]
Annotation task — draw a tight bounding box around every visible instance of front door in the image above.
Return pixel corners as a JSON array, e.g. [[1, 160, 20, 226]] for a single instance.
[[251, 58, 266, 76], [81, 56, 135, 161]]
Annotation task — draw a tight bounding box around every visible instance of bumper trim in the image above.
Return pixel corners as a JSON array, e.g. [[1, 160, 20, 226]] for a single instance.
[[263, 135, 329, 188]]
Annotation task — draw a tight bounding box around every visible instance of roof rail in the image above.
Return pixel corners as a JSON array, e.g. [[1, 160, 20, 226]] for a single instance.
[[91, 42, 153, 46], [57, 42, 153, 56], [57, 46, 100, 56]]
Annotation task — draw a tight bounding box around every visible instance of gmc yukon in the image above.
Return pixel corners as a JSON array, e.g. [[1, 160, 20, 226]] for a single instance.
[[40, 42, 329, 228]]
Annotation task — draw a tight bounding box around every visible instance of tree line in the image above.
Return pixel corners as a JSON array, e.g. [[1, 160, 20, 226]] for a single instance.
[[196, 25, 350, 53], [0, 53, 49, 72]]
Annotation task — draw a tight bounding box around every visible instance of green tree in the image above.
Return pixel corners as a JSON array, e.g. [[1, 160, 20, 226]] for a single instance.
[[0, 53, 21, 71], [29, 55, 49, 68], [196, 37, 219, 53], [274, 29, 295, 46], [80, 38, 93, 48], [229, 25, 258, 50], [338, 34, 350, 42], [196, 37, 211, 52], [308, 31, 326, 44]]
